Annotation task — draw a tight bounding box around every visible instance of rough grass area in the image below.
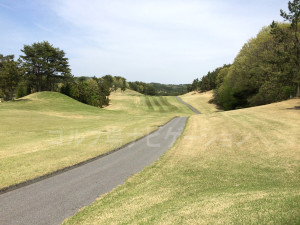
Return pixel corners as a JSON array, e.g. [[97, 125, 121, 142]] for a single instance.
[[180, 91, 218, 114], [0, 90, 193, 190], [63, 92, 300, 225]]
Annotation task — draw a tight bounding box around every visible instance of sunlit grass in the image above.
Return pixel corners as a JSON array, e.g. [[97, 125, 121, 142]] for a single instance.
[[0, 90, 193, 190], [180, 90, 219, 114], [63, 92, 300, 225]]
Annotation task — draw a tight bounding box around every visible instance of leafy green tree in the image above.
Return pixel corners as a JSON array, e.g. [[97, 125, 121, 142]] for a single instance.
[[216, 66, 230, 88], [190, 64, 231, 93], [214, 24, 298, 110], [102, 75, 114, 88], [86, 79, 101, 106], [0, 54, 24, 101], [60, 76, 112, 108], [98, 78, 111, 106], [16, 81, 27, 98], [111, 76, 127, 92], [121, 78, 127, 92], [200, 75, 211, 91], [20, 41, 71, 92], [281, 0, 300, 96]]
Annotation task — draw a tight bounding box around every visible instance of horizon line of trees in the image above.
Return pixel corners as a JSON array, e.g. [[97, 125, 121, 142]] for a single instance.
[[128, 81, 157, 96], [150, 83, 189, 96], [189, 0, 300, 110], [128, 82, 189, 96]]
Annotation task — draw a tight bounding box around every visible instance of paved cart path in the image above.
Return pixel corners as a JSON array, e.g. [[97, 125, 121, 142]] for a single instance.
[[0, 117, 187, 225], [176, 97, 201, 114]]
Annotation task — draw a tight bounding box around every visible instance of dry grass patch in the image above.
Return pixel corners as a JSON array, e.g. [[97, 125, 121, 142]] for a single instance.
[[180, 91, 219, 114], [64, 98, 300, 225]]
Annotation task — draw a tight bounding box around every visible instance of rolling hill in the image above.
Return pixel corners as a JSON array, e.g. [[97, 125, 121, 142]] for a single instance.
[[0, 90, 193, 190], [63, 92, 300, 225]]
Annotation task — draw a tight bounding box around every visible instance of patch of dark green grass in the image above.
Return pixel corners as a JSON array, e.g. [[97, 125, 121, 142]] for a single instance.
[[159, 96, 178, 111], [145, 96, 154, 110], [152, 97, 165, 112]]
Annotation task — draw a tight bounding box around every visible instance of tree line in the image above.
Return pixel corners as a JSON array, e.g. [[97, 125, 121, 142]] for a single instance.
[[129, 82, 189, 96], [0, 41, 128, 107], [188, 64, 231, 93], [128, 81, 156, 95], [150, 83, 189, 96], [61, 75, 127, 107], [189, 0, 300, 110]]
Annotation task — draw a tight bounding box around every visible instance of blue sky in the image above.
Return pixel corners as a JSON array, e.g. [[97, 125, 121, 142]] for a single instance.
[[0, 0, 288, 84]]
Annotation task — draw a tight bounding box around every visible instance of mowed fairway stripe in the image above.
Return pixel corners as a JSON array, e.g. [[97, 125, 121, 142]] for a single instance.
[[144, 96, 154, 110], [159, 96, 178, 111], [152, 97, 165, 112], [0, 117, 187, 225]]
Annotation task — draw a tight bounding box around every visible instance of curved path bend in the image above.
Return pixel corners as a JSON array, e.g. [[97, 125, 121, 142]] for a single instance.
[[176, 97, 201, 114], [0, 117, 187, 225]]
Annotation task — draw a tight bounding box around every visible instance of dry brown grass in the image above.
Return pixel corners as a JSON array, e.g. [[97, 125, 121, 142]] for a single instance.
[[180, 91, 219, 114], [64, 94, 300, 225]]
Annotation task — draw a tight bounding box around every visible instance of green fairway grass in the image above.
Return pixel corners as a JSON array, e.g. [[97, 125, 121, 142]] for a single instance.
[[63, 92, 300, 225], [0, 90, 193, 190]]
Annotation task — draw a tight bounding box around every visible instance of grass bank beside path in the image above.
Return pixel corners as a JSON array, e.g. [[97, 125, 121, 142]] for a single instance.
[[64, 92, 300, 225], [0, 90, 193, 190], [180, 91, 219, 114]]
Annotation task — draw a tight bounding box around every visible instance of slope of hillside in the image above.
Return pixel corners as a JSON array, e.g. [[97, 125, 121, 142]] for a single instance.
[[0, 91, 193, 190], [180, 91, 219, 114], [64, 93, 300, 224]]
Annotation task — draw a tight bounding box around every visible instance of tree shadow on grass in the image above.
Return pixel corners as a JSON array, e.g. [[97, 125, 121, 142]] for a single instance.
[[1, 99, 31, 103], [286, 106, 300, 110], [13, 99, 32, 102]]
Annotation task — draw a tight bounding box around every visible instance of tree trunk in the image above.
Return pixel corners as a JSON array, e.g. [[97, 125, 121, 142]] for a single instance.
[[46, 73, 53, 91], [38, 74, 42, 92], [4, 91, 9, 101], [36, 74, 40, 92], [10, 89, 14, 101], [46, 75, 49, 91]]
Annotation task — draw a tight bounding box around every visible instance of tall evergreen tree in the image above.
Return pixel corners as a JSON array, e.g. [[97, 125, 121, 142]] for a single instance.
[[20, 41, 71, 92]]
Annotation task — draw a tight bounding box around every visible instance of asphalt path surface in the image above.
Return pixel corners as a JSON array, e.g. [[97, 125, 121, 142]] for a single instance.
[[0, 117, 187, 225], [176, 97, 201, 114]]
